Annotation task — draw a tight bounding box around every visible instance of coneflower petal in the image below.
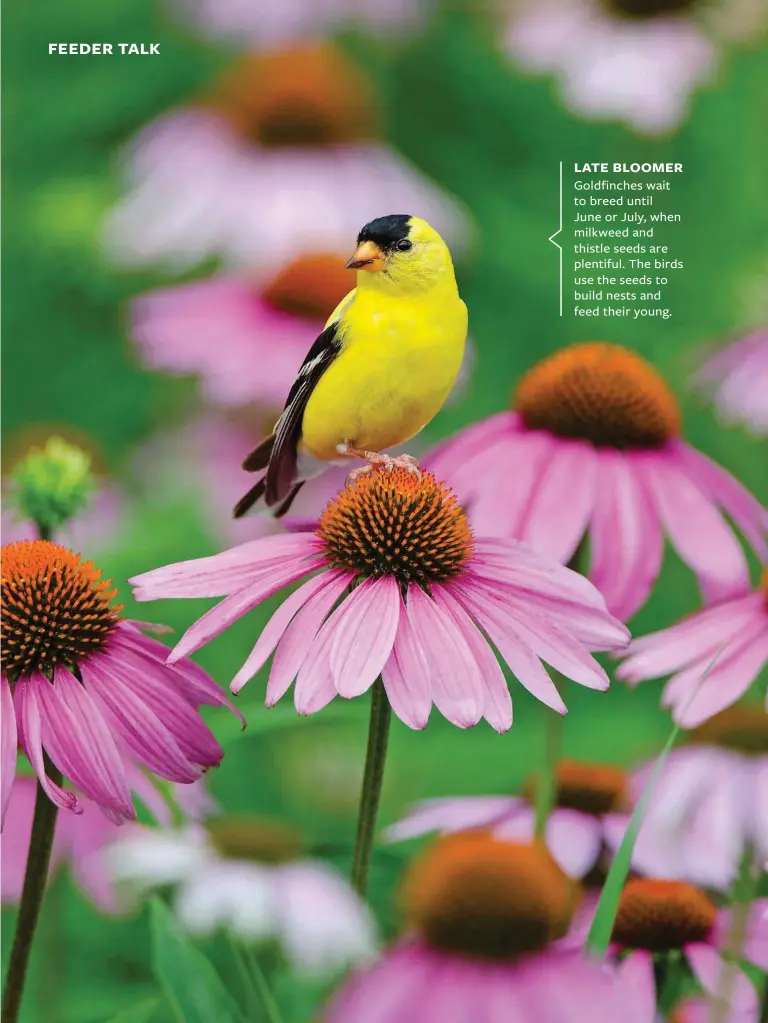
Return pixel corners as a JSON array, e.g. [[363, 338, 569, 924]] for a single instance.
[[432, 586, 512, 733], [266, 572, 353, 704], [639, 452, 750, 602], [232, 571, 343, 694], [15, 675, 80, 814], [404, 586, 483, 728], [81, 657, 200, 783], [1, 676, 18, 829], [330, 577, 400, 699], [519, 440, 597, 564], [36, 668, 134, 823]]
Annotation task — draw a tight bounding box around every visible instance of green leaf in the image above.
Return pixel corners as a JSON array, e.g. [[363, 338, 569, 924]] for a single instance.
[[214, 698, 365, 746], [106, 1001, 159, 1023], [149, 899, 244, 1023], [585, 647, 726, 957], [585, 718, 683, 957]]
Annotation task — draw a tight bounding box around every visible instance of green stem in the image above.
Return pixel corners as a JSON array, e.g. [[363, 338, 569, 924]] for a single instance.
[[2, 771, 62, 1023], [708, 850, 757, 1023], [533, 707, 562, 838], [242, 945, 284, 1023], [532, 538, 586, 838], [760, 974, 768, 1023], [350, 680, 392, 897]]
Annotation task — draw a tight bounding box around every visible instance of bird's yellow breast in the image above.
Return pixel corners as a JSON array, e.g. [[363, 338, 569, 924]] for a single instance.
[[301, 286, 467, 461]]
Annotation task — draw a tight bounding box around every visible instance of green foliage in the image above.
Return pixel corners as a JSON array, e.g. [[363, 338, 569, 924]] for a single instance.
[[149, 900, 244, 1023], [106, 1000, 160, 1023], [585, 715, 684, 958]]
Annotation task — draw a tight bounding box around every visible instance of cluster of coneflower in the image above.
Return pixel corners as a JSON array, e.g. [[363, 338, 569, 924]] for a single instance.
[[3, 326, 767, 1021]]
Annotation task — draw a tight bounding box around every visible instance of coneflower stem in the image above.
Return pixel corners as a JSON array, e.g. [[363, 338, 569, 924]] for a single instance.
[[533, 706, 562, 839], [534, 540, 586, 839], [2, 768, 62, 1023], [708, 850, 757, 1023], [760, 975, 768, 1023], [351, 679, 391, 897]]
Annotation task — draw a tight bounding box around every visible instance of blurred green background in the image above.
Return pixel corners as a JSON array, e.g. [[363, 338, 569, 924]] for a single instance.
[[3, 0, 767, 1020]]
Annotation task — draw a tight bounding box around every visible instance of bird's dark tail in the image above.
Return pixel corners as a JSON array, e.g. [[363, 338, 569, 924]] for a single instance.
[[234, 433, 307, 519], [233, 478, 305, 520], [242, 434, 275, 473]]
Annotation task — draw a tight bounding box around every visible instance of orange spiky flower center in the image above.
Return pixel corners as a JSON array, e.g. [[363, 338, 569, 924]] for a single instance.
[[611, 879, 716, 951], [515, 342, 681, 449], [402, 832, 576, 962], [205, 44, 377, 148], [1, 540, 122, 683], [603, 0, 698, 18], [207, 816, 303, 865], [261, 254, 352, 321], [524, 759, 628, 816], [317, 469, 474, 587], [686, 705, 768, 756]]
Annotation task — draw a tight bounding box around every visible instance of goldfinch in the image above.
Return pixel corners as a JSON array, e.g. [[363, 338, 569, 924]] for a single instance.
[[234, 214, 468, 518]]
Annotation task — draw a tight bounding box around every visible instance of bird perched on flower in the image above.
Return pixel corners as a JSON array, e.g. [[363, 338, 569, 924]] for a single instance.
[[233, 214, 468, 518]]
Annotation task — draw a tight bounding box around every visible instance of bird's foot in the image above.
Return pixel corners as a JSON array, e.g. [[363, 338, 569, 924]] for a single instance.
[[344, 449, 421, 485]]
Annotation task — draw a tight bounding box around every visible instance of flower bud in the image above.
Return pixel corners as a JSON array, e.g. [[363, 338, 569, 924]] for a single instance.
[[9, 437, 93, 537]]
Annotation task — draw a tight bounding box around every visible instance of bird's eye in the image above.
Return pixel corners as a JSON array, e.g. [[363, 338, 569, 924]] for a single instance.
[[396, 238, 413, 252]]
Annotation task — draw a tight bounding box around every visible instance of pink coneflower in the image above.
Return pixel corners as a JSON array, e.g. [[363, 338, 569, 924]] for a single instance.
[[171, 0, 428, 47], [322, 832, 622, 1022], [427, 343, 767, 621], [106, 813, 377, 976], [1, 776, 213, 912], [607, 879, 764, 1020], [693, 328, 768, 435], [603, 707, 768, 890], [102, 45, 468, 273], [1, 540, 241, 827], [387, 759, 630, 880], [129, 468, 629, 731], [505, 0, 717, 134], [617, 573, 768, 725], [130, 255, 352, 409]]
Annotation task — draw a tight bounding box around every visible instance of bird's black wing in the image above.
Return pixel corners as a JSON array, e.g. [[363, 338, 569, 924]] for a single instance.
[[265, 321, 342, 506]]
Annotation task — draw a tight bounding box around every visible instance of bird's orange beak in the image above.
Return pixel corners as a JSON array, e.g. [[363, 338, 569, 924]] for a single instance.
[[345, 241, 385, 272]]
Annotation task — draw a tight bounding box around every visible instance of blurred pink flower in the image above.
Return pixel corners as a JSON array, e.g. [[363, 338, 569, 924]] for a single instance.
[[427, 343, 768, 621], [505, 0, 716, 133], [133, 415, 284, 547], [604, 707, 768, 889], [130, 469, 629, 731], [607, 879, 765, 1021], [106, 814, 376, 976], [617, 575, 768, 725], [1, 775, 212, 912], [171, 0, 429, 47], [672, 998, 757, 1023], [2, 540, 241, 827], [693, 328, 768, 436], [386, 759, 630, 880], [323, 833, 623, 1023], [130, 254, 352, 409], [102, 46, 469, 273]]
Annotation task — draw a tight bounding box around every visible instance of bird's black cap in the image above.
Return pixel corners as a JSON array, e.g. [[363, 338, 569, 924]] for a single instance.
[[357, 214, 412, 251]]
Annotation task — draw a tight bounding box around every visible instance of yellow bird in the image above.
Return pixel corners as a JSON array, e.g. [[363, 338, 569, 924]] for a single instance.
[[234, 214, 468, 518]]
